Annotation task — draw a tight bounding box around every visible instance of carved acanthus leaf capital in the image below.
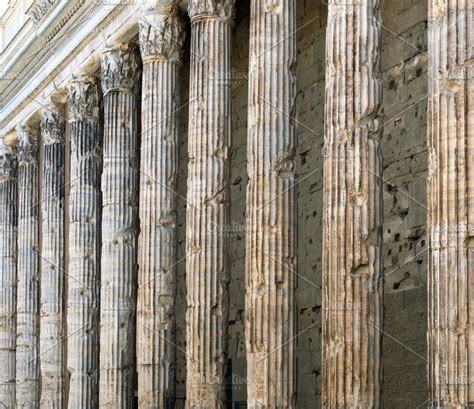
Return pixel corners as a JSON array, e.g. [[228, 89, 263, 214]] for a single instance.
[[0, 144, 17, 182], [16, 125, 39, 166], [67, 77, 101, 122], [139, 5, 186, 62], [100, 44, 142, 94], [41, 102, 65, 145], [188, 0, 236, 22]]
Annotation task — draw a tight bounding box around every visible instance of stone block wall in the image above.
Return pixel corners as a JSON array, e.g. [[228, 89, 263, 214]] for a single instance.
[[381, 0, 428, 407]]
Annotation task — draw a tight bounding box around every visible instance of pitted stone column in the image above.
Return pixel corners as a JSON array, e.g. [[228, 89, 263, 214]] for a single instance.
[[67, 77, 102, 409], [245, 1, 297, 407], [137, 4, 185, 408], [99, 43, 141, 408], [16, 125, 40, 408], [185, 1, 235, 407], [0, 142, 17, 408], [427, 1, 474, 406], [40, 101, 66, 408], [321, 1, 383, 407]]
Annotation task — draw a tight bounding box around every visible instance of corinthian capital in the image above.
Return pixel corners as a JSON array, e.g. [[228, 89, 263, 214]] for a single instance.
[[100, 44, 141, 94], [139, 4, 185, 63], [188, 0, 236, 22], [67, 77, 101, 122], [0, 143, 17, 182], [16, 125, 39, 165], [41, 102, 65, 145]]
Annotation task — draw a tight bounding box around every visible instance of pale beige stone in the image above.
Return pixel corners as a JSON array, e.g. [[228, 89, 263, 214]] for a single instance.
[[137, 4, 185, 408], [0, 142, 18, 408], [321, 1, 384, 407], [427, 1, 474, 406], [40, 101, 67, 408], [99, 43, 141, 409], [16, 124, 40, 408], [245, 0, 298, 407], [185, 1, 235, 407], [66, 77, 102, 409]]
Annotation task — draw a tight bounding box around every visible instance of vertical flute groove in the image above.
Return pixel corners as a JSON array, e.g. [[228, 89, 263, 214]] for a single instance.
[[99, 44, 141, 409], [321, 1, 383, 407], [0, 142, 17, 408], [427, 0, 474, 406], [67, 77, 102, 409], [137, 4, 185, 408], [16, 125, 40, 408], [245, 0, 298, 407], [40, 102, 66, 408], [186, 1, 235, 407]]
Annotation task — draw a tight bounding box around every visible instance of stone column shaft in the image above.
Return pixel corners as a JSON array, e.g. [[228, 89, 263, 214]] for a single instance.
[[66, 77, 102, 409], [185, 1, 235, 407], [427, 1, 474, 406], [245, 1, 298, 407], [40, 102, 66, 408], [16, 125, 40, 408], [321, 1, 383, 407], [99, 44, 141, 408], [137, 4, 185, 408], [0, 143, 17, 408]]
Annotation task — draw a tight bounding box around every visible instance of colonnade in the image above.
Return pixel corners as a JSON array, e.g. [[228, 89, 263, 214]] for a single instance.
[[0, 0, 471, 408]]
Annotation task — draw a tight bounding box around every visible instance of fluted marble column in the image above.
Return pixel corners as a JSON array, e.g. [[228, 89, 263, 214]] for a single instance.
[[99, 44, 140, 408], [67, 77, 102, 409], [321, 1, 383, 407], [245, 1, 297, 407], [427, 1, 474, 406], [0, 142, 17, 408], [137, 4, 185, 408], [185, 1, 235, 407], [16, 125, 40, 408], [40, 101, 66, 408]]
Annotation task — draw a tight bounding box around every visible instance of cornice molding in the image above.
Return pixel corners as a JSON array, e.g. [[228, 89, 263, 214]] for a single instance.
[[0, 3, 128, 131], [0, 0, 88, 108]]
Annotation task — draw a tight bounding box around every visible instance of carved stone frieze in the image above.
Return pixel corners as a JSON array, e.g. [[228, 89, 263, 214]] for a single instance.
[[27, 0, 59, 25]]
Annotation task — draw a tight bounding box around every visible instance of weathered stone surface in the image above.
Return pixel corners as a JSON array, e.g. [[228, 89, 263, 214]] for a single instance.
[[99, 43, 141, 408], [245, 0, 298, 407], [427, 1, 474, 406], [40, 101, 66, 408], [185, 1, 235, 407], [321, 1, 384, 407], [66, 76, 102, 409], [137, 4, 185, 408], [0, 142, 17, 408], [16, 124, 40, 408]]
